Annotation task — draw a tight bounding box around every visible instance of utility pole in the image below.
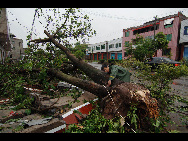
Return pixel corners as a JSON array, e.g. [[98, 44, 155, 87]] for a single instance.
[[153, 15, 158, 57], [106, 41, 108, 61], [154, 15, 157, 42]]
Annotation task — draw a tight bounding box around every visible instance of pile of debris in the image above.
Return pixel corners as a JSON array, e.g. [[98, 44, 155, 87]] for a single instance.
[[0, 84, 97, 133]]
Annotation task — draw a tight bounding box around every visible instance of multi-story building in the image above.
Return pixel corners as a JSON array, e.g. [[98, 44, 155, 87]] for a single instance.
[[179, 19, 188, 59], [108, 38, 122, 60], [122, 12, 188, 61], [0, 8, 11, 63], [88, 37, 123, 60], [88, 41, 108, 60], [9, 33, 24, 60]]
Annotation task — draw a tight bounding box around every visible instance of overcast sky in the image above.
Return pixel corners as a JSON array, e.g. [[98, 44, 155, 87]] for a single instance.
[[7, 8, 188, 48]]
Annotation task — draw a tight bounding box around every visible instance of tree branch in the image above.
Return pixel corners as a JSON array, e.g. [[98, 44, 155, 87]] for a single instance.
[[47, 68, 110, 98], [44, 30, 123, 86], [30, 38, 51, 43], [28, 30, 123, 86], [52, 10, 70, 38], [18, 66, 110, 98]]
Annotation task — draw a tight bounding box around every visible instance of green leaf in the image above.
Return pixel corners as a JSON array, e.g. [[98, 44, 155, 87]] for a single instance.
[[153, 119, 160, 127], [73, 110, 82, 116]]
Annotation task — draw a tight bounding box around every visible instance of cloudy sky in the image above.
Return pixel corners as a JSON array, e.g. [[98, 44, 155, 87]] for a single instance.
[[7, 8, 188, 48]]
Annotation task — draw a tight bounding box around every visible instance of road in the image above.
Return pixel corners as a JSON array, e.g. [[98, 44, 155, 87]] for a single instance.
[[88, 62, 188, 133], [168, 76, 188, 133], [88, 62, 102, 70]]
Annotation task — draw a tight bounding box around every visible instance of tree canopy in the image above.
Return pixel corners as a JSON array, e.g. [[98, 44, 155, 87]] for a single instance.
[[125, 32, 169, 61]]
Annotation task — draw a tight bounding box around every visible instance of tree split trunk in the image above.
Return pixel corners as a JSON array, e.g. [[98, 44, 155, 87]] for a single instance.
[[30, 30, 159, 129]]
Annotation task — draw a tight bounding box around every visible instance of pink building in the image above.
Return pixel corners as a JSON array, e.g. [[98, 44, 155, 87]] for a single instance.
[[122, 12, 187, 61]]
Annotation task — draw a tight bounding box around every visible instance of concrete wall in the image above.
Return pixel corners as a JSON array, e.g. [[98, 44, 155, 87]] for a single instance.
[[0, 8, 11, 62], [179, 19, 188, 43], [9, 37, 24, 60]]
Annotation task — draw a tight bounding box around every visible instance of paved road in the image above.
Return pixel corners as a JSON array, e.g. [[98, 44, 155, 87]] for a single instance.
[[171, 76, 188, 99], [88, 62, 102, 70], [168, 76, 188, 133]]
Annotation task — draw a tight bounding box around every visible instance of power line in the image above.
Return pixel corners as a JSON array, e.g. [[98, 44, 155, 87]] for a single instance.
[[7, 10, 30, 34], [7, 9, 40, 48], [8, 9, 44, 38], [81, 9, 148, 22]]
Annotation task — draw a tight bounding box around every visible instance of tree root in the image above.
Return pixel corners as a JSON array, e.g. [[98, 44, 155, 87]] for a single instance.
[[101, 82, 159, 130]]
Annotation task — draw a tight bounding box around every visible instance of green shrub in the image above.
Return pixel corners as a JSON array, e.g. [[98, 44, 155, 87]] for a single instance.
[[99, 59, 105, 64], [74, 50, 85, 60], [116, 58, 188, 132], [108, 59, 119, 64], [65, 105, 125, 133]]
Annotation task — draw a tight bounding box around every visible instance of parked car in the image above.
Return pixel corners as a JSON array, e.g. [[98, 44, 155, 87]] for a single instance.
[[145, 57, 181, 69]]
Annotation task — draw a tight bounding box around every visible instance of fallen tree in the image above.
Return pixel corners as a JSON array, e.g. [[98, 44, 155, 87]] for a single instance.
[[29, 27, 159, 128], [24, 8, 159, 130]]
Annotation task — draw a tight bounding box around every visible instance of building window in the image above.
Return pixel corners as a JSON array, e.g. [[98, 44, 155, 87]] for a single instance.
[[19, 42, 22, 47], [133, 24, 159, 35], [119, 43, 121, 47], [166, 34, 172, 41], [162, 48, 171, 56], [88, 47, 91, 51], [101, 44, 105, 49], [96, 46, 100, 50], [184, 26, 188, 35], [125, 31, 130, 37], [116, 43, 118, 48], [109, 44, 114, 49]]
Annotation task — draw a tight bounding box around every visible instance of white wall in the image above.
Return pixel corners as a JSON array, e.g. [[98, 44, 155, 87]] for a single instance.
[[180, 19, 188, 44], [107, 38, 122, 52], [88, 38, 122, 53]]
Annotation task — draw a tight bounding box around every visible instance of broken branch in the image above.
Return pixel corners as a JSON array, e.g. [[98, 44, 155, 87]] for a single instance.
[[47, 68, 110, 98], [30, 38, 51, 43]]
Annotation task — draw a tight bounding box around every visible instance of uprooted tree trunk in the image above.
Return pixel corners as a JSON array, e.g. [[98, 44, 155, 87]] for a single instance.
[[30, 30, 159, 129]]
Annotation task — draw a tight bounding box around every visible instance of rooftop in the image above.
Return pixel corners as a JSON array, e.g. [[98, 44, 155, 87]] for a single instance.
[[123, 12, 188, 31]]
